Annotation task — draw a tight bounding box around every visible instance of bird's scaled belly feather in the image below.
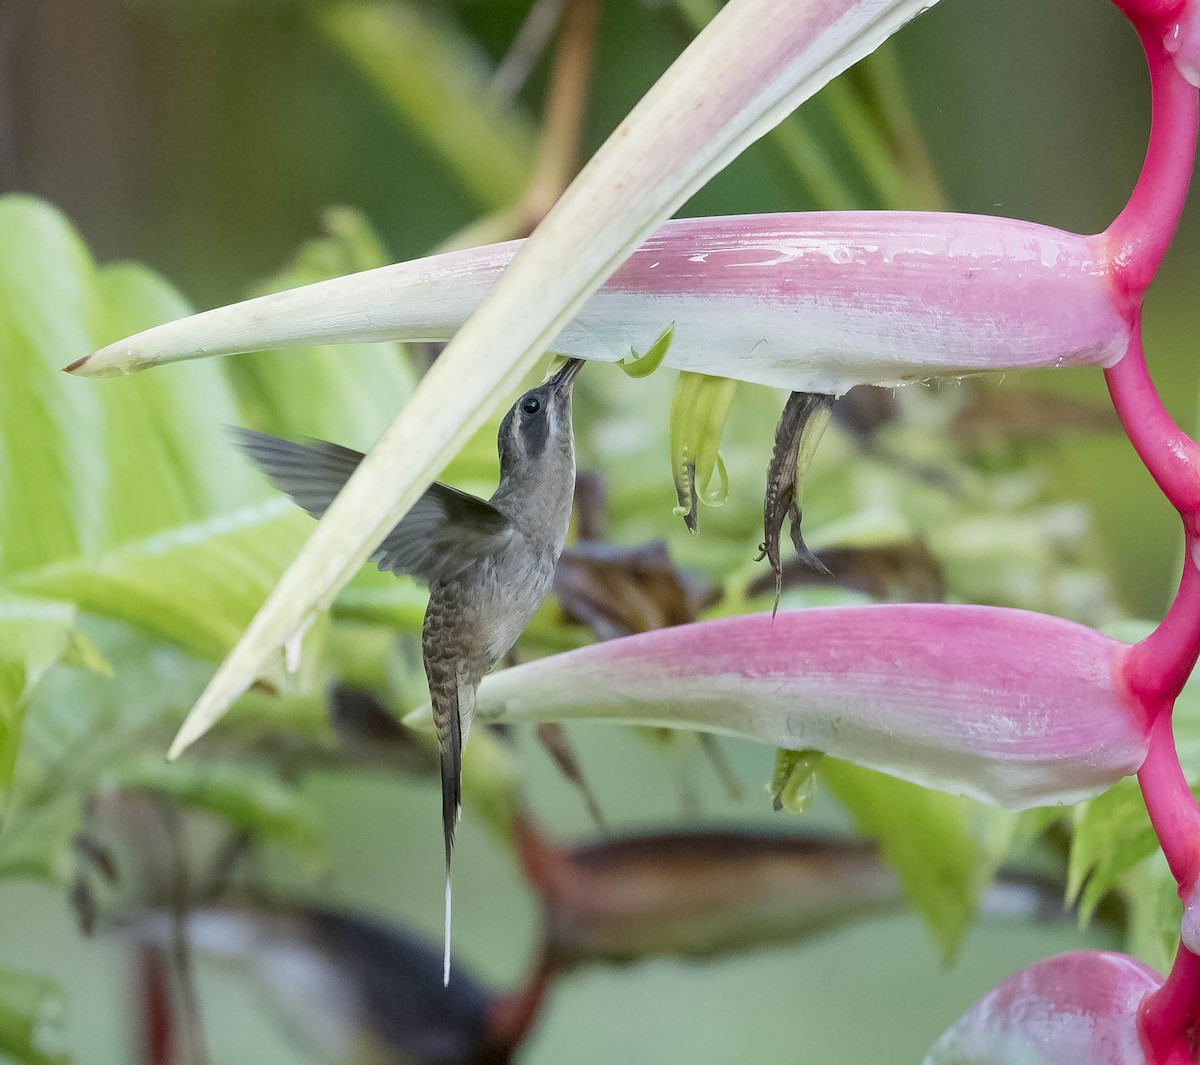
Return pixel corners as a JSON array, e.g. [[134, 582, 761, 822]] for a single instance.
[[470, 545, 556, 667]]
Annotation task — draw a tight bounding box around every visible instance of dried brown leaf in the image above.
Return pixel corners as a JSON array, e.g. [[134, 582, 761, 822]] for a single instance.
[[757, 391, 834, 612]]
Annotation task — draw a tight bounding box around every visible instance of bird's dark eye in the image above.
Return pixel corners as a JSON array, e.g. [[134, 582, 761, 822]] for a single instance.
[[521, 396, 542, 416]]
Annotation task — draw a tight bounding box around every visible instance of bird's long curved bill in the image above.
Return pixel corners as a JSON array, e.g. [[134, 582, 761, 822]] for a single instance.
[[546, 356, 586, 390]]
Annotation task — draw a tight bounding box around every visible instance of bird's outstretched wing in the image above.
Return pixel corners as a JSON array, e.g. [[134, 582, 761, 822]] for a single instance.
[[233, 428, 514, 584]]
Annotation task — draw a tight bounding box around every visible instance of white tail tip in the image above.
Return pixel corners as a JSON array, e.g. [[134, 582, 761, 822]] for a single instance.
[[443, 875, 453, 987]]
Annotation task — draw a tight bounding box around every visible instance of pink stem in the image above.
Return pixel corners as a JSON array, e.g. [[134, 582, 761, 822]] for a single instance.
[[1104, 3, 1200, 1054], [1103, 22, 1200, 512], [1104, 21, 1198, 301], [1105, 328, 1200, 513], [1140, 944, 1200, 1059], [1128, 532, 1200, 704], [1137, 710, 1200, 888], [1112, 1, 1188, 28], [137, 948, 176, 1065], [487, 945, 559, 1055]]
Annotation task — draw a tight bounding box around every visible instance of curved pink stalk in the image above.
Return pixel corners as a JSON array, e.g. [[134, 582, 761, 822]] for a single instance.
[[1138, 713, 1200, 888], [1104, 329, 1200, 513], [1103, 13, 1200, 511], [1104, 21, 1198, 298], [924, 952, 1164, 1065], [1114, 1, 1200, 88], [1141, 947, 1200, 1062], [418, 605, 1151, 810], [1100, 3, 1200, 1056], [1125, 542, 1200, 931]]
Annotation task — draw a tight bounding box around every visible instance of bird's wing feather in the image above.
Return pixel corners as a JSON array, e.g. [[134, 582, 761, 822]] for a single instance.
[[233, 428, 514, 584], [373, 483, 514, 582]]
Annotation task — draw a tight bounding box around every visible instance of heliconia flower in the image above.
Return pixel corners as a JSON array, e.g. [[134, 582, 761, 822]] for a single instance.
[[406, 605, 1149, 810], [515, 819, 902, 965], [923, 951, 1163, 1065], [515, 816, 1073, 967], [67, 0, 957, 755], [71, 213, 1129, 392]]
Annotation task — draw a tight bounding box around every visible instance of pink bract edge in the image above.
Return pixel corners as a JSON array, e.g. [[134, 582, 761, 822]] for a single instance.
[[925, 951, 1162, 1065]]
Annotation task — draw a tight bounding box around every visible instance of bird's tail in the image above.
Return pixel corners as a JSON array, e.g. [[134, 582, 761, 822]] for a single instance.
[[440, 694, 462, 986], [428, 670, 464, 986]]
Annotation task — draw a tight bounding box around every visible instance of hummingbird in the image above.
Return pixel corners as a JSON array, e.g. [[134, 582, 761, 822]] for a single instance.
[[233, 357, 585, 984]]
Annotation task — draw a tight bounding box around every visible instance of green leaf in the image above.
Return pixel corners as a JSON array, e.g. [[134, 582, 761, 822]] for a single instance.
[[0, 968, 67, 1065], [0, 197, 354, 840], [819, 759, 984, 962], [461, 729, 521, 842], [90, 262, 263, 537], [0, 195, 259, 569], [1067, 778, 1160, 923], [620, 322, 675, 379], [12, 501, 314, 673], [0, 201, 102, 574], [0, 197, 260, 578], [101, 755, 322, 853], [768, 748, 824, 813], [669, 372, 738, 531], [0, 798, 80, 883], [15, 622, 213, 797], [0, 195, 334, 692], [0, 597, 109, 804], [1124, 853, 1183, 974], [0, 620, 323, 885]]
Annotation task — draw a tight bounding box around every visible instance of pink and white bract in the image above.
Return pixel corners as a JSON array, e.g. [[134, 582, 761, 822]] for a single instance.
[[76, 213, 1129, 394], [411, 605, 1149, 810], [925, 952, 1164, 1065]]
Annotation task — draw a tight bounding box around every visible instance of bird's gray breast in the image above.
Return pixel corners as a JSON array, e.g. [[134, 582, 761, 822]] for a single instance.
[[428, 536, 557, 677]]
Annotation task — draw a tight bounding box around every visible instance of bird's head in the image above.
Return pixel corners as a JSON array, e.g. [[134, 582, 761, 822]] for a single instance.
[[496, 358, 584, 481]]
